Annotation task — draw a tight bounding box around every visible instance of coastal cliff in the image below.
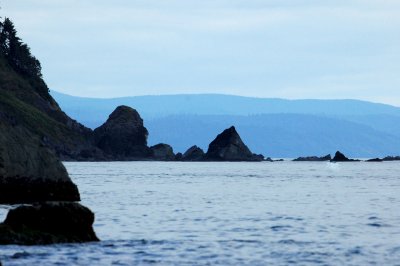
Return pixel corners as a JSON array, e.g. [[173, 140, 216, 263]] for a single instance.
[[0, 17, 97, 244]]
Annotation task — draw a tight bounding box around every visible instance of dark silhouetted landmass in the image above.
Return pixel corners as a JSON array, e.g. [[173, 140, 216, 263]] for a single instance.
[[382, 156, 400, 161]]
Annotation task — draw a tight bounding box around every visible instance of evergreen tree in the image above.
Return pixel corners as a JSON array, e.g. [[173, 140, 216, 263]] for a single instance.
[[0, 17, 42, 79]]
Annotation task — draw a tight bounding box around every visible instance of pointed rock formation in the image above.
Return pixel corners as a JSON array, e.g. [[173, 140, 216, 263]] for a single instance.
[[93, 105, 151, 159], [331, 151, 359, 162], [182, 145, 205, 161], [204, 126, 263, 161], [150, 143, 175, 161]]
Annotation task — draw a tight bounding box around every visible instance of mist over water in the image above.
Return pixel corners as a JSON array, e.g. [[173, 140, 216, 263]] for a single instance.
[[1, 161, 400, 265]]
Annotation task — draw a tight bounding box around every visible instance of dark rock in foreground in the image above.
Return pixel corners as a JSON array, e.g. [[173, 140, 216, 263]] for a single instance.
[[150, 143, 175, 161], [330, 151, 359, 162], [93, 105, 151, 159], [293, 154, 331, 161], [0, 202, 99, 245], [182, 145, 205, 161], [0, 177, 79, 204], [0, 121, 80, 204], [204, 126, 263, 161]]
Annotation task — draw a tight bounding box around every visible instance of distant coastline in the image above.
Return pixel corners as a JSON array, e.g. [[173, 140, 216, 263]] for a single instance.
[[51, 91, 400, 158]]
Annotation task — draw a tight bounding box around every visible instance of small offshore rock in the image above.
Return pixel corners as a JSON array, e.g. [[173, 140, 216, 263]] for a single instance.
[[150, 143, 175, 161], [182, 145, 205, 161], [264, 157, 283, 162], [366, 158, 383, 162], [293, 154, 331, 161], [175, 152, 183, 160], [0, 202, 99, 245]]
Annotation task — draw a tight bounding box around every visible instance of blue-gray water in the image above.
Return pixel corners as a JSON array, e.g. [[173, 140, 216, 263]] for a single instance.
[[1, 161, 400, 265]]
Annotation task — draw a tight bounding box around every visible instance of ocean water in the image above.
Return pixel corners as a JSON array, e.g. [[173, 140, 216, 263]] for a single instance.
[[1, 161, 400, 265]]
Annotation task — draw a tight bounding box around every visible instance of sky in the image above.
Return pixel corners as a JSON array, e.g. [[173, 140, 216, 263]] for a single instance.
[[1, 0, 400, 105]]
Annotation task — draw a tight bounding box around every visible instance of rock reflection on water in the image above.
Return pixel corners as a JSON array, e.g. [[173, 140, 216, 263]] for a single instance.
[[1, 161, 400, 265]]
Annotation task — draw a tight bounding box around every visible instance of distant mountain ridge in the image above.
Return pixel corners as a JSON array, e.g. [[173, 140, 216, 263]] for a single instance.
[[51, 91, 400, 157], [51, 91, 400, 118]]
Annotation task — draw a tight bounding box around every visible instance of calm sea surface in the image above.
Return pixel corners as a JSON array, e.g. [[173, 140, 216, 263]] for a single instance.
[[1, 161, 400, 265]]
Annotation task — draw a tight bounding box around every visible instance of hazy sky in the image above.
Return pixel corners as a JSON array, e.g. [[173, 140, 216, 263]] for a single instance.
[[2, 1, 400, 105]]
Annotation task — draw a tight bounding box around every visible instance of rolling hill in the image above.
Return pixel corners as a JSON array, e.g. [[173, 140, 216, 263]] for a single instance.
[[51, 91, 400, 157]]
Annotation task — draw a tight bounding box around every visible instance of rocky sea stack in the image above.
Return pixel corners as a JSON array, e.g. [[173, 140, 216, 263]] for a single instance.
[[331, 151, 359, 162], [93, 105, 151, 160], [204, 126, 263, 161]]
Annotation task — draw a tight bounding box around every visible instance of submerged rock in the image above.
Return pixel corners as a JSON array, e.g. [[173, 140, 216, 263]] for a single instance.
[[150, 143, 175, 161], [93, 105, 151, 159], [293, 154, 331, 161], [0, 202, 99, 245], [182, 145, 205, 161], [204, 126, 263, 161]]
